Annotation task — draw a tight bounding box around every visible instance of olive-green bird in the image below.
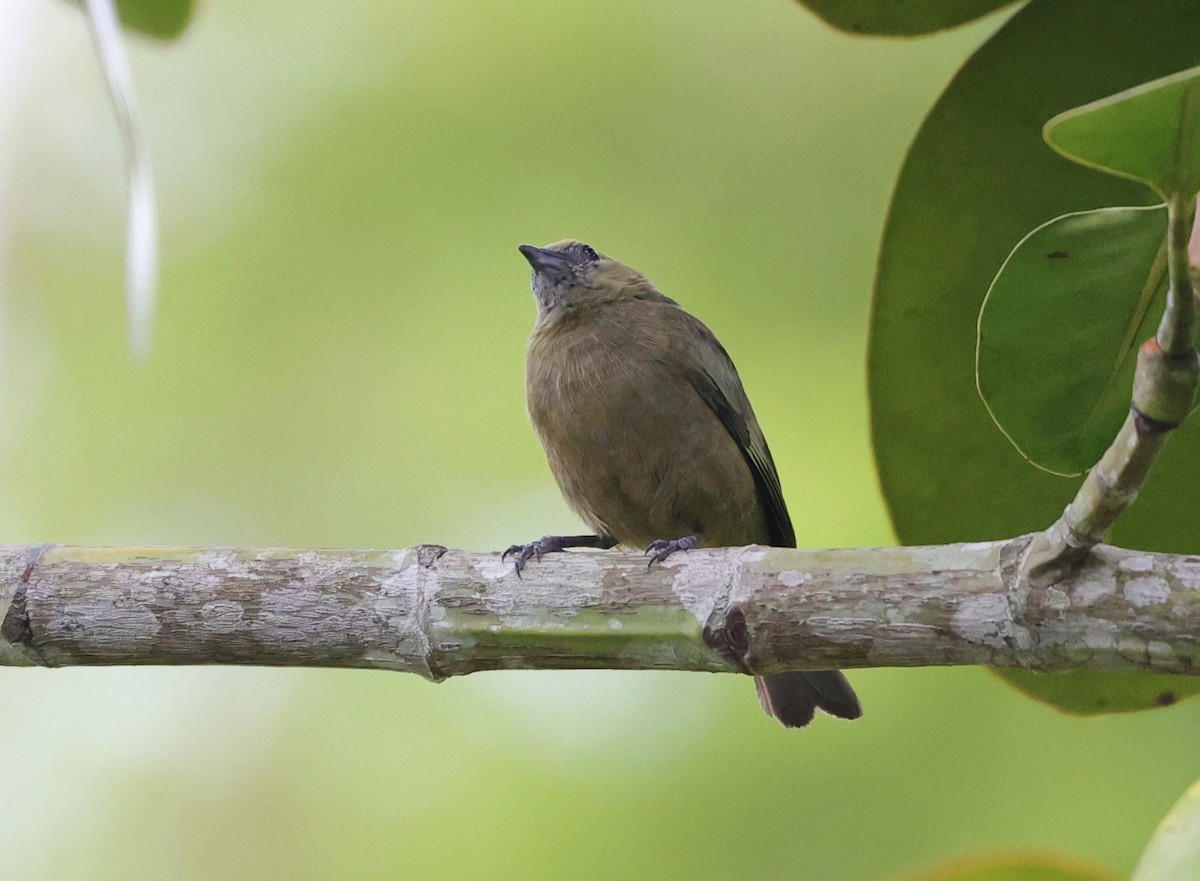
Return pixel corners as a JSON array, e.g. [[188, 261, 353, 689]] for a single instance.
[[504, 239, 862, 728]]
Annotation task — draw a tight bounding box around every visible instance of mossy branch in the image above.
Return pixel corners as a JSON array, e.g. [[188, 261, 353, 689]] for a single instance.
[[0, 540, 1196, 677]]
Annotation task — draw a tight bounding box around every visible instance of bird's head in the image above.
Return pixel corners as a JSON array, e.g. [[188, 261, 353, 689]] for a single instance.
[[518, 240, 654, 317]]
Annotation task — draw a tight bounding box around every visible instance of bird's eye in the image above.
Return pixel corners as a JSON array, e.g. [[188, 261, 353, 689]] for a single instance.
[[580, 245, 599, 261]]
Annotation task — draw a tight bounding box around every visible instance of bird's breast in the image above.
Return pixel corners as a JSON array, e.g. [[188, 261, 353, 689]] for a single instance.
[[524, 314, 766, 547]]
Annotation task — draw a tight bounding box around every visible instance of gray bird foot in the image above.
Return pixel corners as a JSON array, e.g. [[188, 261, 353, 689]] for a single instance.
[[502, 534, 616, 576], [645, 534, 701, 567], [502, 536, 565, 575]]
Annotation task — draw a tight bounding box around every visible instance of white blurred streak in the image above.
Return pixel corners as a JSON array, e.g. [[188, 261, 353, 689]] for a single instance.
[[12, 2, 439, 255], [83, 0, 158, 361]]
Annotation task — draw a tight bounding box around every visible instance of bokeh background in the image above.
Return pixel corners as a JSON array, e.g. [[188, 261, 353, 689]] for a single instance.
[[0, 1, 1197, 879]]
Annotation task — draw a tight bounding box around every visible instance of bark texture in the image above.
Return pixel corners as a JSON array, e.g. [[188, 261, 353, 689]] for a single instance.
[[0, 539, 1196, 678]]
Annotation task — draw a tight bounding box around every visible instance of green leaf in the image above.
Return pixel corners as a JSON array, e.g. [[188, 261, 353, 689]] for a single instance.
[[795, 0, 1020, 36], [869, 0, 1200, 714], [1133, 779, 1200, 881], [891, 852, 1118, 881], [68, 0, 195, 40], [1046, 66, 1200, 200], [871, 0, 1200, 545], [976, 205, 1167, 476], [118, 0, 193, 38], [992, 669, 1200, 715]]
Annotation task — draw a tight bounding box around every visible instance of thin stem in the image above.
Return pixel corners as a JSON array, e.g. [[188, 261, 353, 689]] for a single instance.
[[1158, 194, 1198, 354]]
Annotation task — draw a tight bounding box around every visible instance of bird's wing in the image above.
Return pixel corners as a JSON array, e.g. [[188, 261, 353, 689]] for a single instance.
[[675, 311, 796, 549]]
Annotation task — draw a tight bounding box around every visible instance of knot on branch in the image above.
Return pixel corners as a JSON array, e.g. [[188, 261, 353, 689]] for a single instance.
[[1, 580, 31, 646], [703, 604, 751, 673], [415, 544, 448, 568], [0, 545, 54, 665], [1132, 336, 1198, 427]]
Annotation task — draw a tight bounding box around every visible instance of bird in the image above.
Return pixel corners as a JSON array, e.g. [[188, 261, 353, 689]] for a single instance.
[[503, 239, 862, 728]]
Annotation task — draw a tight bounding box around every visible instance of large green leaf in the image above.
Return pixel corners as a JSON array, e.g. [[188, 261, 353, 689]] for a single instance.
[[117, 0, 193, 38], [1046, 66, 1200, 200], [976, 206, 1167, 476], [993, 669, 1200, 715], [1133, 779, 1200, 881], [891, 853, 1118, 881], [795, 0, 1020, 36], [869, 0, 1200, 713], [68, 0, 195, 40]]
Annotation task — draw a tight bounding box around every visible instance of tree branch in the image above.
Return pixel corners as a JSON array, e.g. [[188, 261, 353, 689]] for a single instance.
[[0, 539, 1196, 678]]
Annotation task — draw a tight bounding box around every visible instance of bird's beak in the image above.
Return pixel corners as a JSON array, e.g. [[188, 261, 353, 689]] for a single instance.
[[519, 244, 571, 276]]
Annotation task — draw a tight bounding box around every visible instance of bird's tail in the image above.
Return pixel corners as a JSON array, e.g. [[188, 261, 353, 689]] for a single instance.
[[755, 671, 862, 728]]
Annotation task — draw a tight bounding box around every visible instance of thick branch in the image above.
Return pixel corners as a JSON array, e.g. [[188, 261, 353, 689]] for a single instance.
[[0, 540, 1196, 678]]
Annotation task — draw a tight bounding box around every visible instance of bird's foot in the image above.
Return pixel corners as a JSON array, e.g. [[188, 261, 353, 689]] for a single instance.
[[645, 534, 701, 567], [502, 536, 566, 575], [502, 534, 616, 576]]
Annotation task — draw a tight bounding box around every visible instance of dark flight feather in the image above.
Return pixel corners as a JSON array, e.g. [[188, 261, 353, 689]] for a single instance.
[[680, 316, 795, 548], [678, 312, 861, 726]]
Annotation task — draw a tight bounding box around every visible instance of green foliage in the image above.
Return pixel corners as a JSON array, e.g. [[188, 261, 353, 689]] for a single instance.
[[67, 0, 194, 39], [893, 853, 1117, 881], [992, 669, 1200, 715], [870, 0, 1200, 718], [1046, 66, 1200, 201], [116, 0, 192, 39], [897, 779, 1200, 880], [796, 0, 1018, 35], [976, 66, 1200, 712], [870, 0, 1200, 549], [1133, 779, 1200, 881], [976, 206, 1166, 475]]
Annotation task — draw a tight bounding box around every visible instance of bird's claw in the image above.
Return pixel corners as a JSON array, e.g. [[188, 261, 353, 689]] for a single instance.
[[502, 536, 563, 576], [645, 534, 701, 568]]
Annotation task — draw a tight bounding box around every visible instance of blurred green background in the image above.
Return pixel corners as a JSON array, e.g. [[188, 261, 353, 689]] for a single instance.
[[0, 1, 1196, 879]]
